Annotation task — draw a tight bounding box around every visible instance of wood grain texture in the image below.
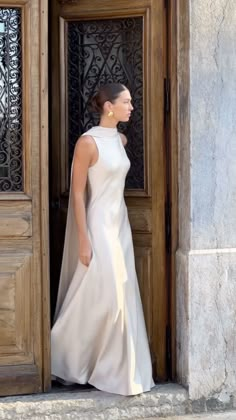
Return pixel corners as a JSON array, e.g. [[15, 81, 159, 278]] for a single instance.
[[22, 0, 32, 195], [170, 0, 190, 380], [168, 0, 179, 381], [0, 275, 15, 345], [148, 1, 167, 381], [0, 253, 32, 364], [29, 0, 43, 394], [0, 365, 40, 396], [134, 246, 152, 341], [60, 0, 152, 15], [128, 208, 152, 233], [0, 217, 31, 237], [58, 0, 77, 3], [39, 0, 50, 392], [0, 0, 49, 396], [0, 202, 32, 237], [0, 0, 29, 5]]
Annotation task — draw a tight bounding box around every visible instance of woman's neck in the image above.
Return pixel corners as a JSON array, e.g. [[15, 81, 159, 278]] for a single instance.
[[99, 116, 118, 128]]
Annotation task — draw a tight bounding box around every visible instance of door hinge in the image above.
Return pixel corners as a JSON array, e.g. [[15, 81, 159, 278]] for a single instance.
[[164, 77, 170, 123], [166, 324, 172, 377], [165, 199, 171, 253]]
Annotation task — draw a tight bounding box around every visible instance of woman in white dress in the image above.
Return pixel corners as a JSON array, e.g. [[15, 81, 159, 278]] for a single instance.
[[51, 83, 154, 395]]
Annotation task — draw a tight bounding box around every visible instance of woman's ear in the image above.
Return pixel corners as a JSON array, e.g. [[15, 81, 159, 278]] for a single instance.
[[103, 101, 113, 114]]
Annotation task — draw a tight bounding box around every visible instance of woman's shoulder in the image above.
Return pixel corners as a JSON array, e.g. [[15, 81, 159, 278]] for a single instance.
[[74, 133, 96, 157]]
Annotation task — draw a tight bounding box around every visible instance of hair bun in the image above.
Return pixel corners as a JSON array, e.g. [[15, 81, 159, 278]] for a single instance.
[[89, 83, 127, 115], [89, 94, 101, 113]]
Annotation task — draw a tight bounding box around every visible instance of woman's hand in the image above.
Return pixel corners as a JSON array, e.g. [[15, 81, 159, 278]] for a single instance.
[[79, 237, 92, 267]]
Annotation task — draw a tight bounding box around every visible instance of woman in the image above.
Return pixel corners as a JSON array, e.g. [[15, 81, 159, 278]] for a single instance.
[[51, 83, 154, 396]]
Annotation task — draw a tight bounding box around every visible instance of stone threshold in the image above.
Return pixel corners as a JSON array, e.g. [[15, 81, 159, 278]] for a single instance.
[[0, 383, 234, 420]]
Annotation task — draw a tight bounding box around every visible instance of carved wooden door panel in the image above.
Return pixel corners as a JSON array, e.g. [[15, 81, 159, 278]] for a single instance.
[[0, 1, 49, 396], [50, 0, 168, 380]]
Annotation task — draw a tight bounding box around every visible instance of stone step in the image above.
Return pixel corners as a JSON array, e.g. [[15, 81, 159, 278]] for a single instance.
[[145, 414, 236, 420], [0, 384, 188, 420]]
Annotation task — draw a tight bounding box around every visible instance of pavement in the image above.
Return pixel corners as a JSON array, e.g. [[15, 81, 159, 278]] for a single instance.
[[144, 414, 236, 420], [0, 383, 236, 419]]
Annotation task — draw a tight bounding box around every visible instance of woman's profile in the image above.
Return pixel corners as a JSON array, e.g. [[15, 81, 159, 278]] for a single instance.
[[51, 83, 155, 395]]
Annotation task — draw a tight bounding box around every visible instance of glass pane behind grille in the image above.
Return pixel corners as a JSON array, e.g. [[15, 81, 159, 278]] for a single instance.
[[67, 18, 144, 190], [0, 8, 23, 192]]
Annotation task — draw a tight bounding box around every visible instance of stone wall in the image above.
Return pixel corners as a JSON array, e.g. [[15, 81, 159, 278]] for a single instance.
[[177, 0, 236, 401]]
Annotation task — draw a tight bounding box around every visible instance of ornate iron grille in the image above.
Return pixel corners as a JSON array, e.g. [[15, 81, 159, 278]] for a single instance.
[[0, 8, 23, 192], [67, 17, 144, 190]]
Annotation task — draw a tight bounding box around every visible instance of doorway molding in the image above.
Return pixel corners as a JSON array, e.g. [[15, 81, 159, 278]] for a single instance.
[[42, 0, 190, 389], [40, 0, 50, 392], [166, 0, 190, 380], [172, 0, 190, 383]]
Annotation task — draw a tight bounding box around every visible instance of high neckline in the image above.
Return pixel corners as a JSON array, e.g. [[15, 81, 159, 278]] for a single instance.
[[93, 126, 118, 138]]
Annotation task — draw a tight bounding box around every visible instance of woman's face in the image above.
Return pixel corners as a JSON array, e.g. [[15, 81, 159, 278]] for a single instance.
[[106, 89, 134, 122]]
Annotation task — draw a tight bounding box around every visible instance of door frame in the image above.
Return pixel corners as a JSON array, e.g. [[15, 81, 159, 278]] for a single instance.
[[40, 0, 50, 392], [42, 0, 184, 390], [167, 0, 190, 379], [167, 0, 178, 380]]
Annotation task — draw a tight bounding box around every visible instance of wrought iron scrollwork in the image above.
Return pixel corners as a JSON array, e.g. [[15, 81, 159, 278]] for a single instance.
[[0, 8, 23, 192], [67, 17, 144, 190]]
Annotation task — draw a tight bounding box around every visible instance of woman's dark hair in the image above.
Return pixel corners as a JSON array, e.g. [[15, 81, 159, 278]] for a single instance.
[[90, 83, 127, 114]]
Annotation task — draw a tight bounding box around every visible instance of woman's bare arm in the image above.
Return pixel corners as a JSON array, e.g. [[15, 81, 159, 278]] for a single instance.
[[72, 135, 97, 266]]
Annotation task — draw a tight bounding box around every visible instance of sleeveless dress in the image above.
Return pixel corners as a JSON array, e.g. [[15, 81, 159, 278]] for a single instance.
[[51, 126, 154, 396]]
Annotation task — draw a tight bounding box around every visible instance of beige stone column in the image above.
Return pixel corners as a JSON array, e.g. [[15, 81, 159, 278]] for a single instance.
[[176, 0, 236, 401]]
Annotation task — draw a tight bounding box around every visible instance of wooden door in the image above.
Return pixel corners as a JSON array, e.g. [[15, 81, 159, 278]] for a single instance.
[[0, 1, 49, 396], [50, 0, 168, 381]]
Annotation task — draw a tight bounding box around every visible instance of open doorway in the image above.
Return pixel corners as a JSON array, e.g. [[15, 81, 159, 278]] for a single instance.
[[49, 0, 171, 383]]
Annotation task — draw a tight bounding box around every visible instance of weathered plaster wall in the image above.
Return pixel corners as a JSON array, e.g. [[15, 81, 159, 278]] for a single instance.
[[190, 0, 236, 249], [177, 0, 236, 401]]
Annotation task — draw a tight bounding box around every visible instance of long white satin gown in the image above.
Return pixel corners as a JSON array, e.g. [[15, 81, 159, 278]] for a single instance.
[[51, 126, 154, 395]]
